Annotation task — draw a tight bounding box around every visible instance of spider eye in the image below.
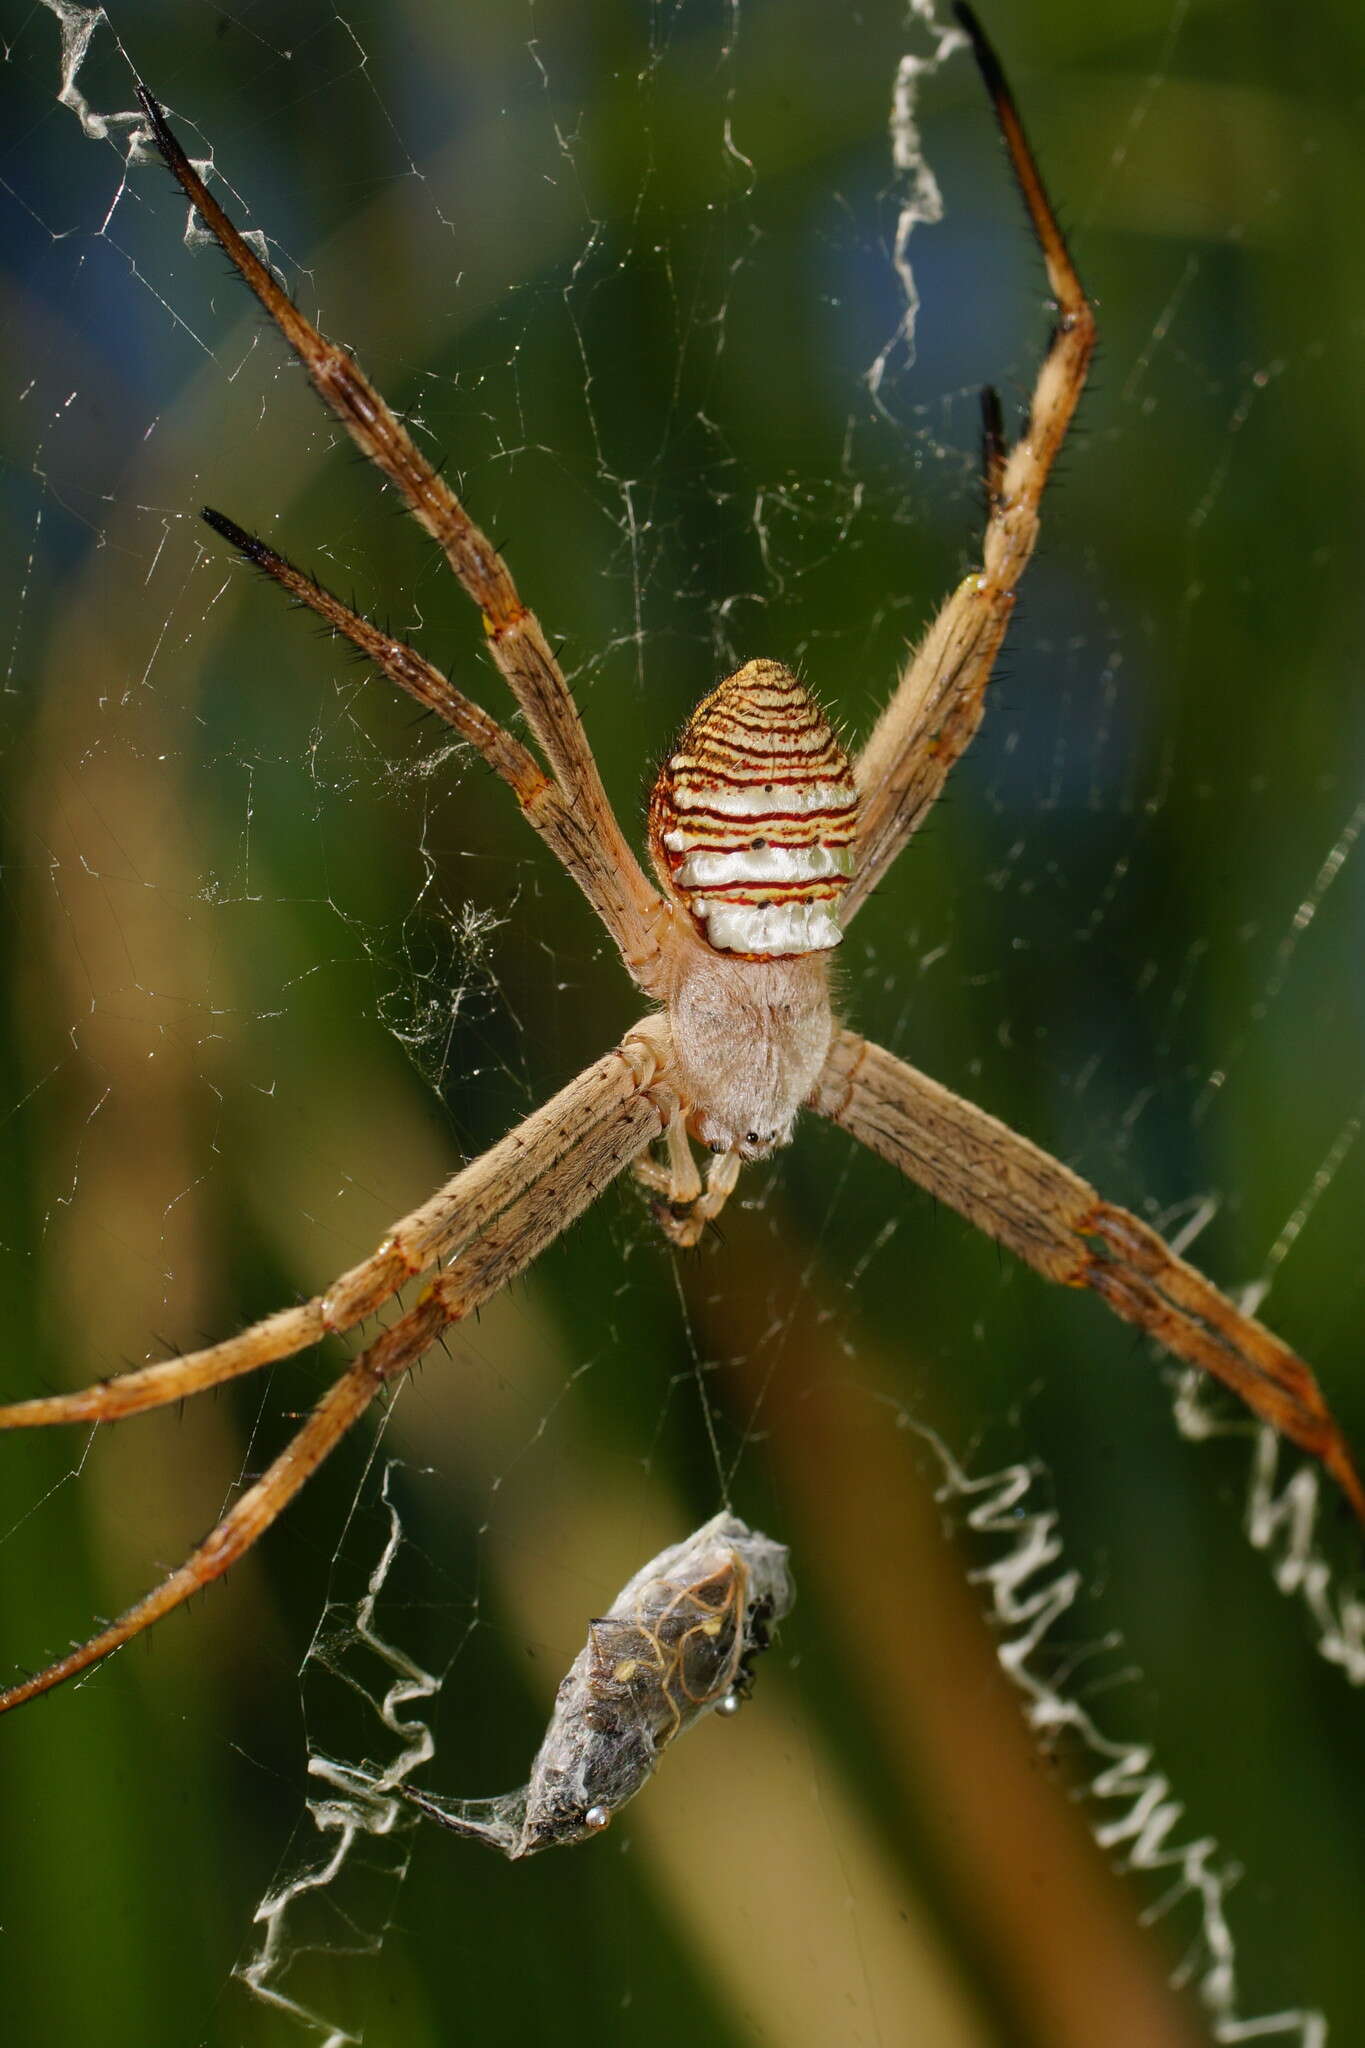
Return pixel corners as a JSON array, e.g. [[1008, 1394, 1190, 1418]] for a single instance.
[[746, 1132, 759, 1145]]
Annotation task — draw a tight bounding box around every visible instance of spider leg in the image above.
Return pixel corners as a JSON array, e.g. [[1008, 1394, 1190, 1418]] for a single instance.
[[137, 88, 666, 990], [201, 512, 663, 974], [844, 4, 1096, 923], [0, 1036, 661, 1430], [980, 385, 1007, 517], [0, 1048, 667, 1714], [814, 1030, 1365, 1528]]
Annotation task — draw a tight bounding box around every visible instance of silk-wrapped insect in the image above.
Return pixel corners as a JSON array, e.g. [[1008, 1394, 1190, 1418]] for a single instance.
[[402, 1513, 792, 1858]]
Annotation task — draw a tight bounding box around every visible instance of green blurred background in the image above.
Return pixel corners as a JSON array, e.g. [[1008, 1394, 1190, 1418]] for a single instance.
[[1, 1, 1362, 2042]]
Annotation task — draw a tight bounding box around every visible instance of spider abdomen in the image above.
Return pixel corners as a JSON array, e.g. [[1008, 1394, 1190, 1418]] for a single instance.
[[649, 659, 857, 958]]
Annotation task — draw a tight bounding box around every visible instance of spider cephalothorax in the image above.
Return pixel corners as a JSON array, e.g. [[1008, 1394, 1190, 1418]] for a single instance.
[[0, 5, 1359, 1723]]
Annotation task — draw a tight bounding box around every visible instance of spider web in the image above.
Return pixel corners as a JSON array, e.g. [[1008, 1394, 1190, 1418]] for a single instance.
[[1, 2, 1363, 2044]]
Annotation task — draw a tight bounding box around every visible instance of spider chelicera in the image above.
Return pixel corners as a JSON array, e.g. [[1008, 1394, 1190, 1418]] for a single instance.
[[1, 4, 1359, 1717]]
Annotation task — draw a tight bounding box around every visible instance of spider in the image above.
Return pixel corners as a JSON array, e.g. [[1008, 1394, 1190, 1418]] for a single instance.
[[0, 4, 1359, 1718]]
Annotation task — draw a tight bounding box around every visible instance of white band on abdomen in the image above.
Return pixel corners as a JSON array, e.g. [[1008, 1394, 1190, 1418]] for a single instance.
[[667, 779, 854, 821], [672, 842, 854, 889], [703, 901, 844, 955]]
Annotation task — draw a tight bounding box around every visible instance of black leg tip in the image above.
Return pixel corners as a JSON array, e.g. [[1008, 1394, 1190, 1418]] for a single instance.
[[135, 83, 175, 157], [201, 506, 265, 561], [952, 4, 1006, 99]]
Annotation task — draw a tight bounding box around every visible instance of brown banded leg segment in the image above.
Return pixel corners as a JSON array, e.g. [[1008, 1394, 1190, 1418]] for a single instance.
[[201, 513, 664, 975], [814, 1029, 1365, 1528], [0, 1061, 666, 1715], [0, 1035, 662, 1432], [137, 88, 665, 990], [844, 4, 1097, 924]]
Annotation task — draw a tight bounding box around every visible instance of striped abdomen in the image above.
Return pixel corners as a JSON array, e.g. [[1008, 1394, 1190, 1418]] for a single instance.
[[649, 659, 858, 957]]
